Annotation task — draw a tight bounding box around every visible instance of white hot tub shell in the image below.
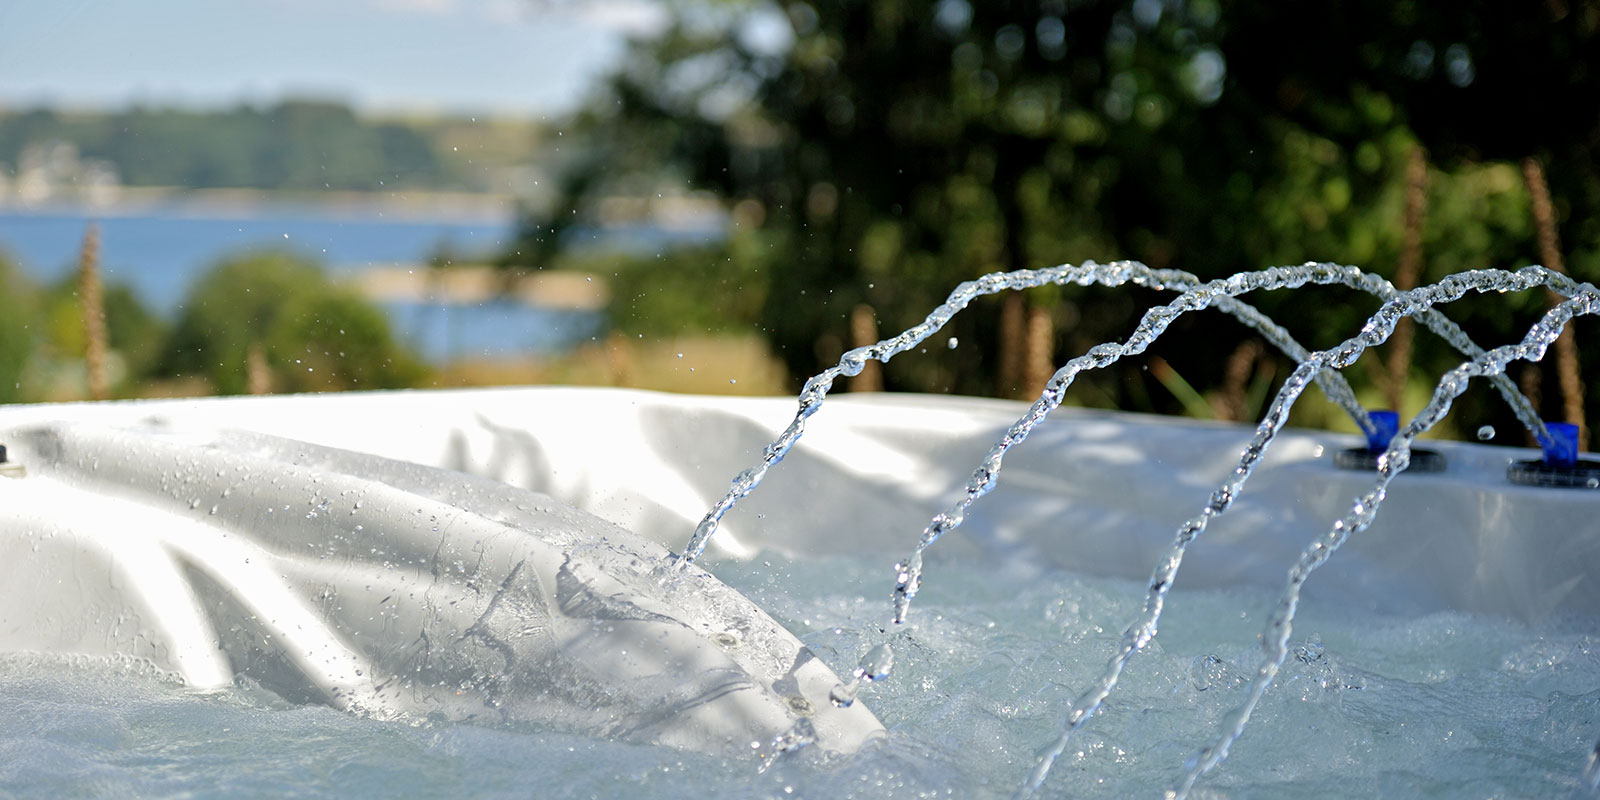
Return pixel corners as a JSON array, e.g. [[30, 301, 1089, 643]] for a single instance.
[[0, 387, 1594, 762]]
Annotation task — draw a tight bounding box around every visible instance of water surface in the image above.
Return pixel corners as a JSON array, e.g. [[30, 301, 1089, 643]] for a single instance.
[[4, 550, 1593, 799]]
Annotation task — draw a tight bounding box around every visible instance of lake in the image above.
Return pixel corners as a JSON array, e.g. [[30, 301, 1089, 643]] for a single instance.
[[0, 208, 679, 361]]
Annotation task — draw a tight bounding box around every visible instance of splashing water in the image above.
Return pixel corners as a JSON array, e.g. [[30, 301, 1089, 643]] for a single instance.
[[676, 261, 1596, 796], [828, 641, 896, 709], [1019, 267, 1592, 799], [1166, 284, 1599, 800]]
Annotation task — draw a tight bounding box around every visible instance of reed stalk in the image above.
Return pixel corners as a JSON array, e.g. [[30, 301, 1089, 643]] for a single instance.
[[78, 223, 109, 401]]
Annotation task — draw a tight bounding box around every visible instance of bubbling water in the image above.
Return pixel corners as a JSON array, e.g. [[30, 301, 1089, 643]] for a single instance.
[[674, 261, 1598, 796]]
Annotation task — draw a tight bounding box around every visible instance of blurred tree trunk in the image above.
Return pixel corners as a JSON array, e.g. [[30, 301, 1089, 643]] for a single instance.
[[1524, 156, 1586, 450], [1384, 147, 1427, 415], [848, 304, 882, 392]]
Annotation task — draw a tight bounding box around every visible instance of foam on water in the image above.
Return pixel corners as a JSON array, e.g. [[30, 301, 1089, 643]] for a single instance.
[[3, 553, 1595, 799]]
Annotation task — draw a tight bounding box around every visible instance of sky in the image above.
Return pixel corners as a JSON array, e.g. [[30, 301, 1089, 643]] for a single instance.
[[0, 0, 669, 118]]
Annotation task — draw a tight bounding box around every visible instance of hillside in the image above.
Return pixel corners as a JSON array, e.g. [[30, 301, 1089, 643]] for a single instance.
[[0, 100, 551, 201]]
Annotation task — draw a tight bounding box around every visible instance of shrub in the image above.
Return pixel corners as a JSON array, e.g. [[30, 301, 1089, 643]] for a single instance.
[[164, 250, 424, 394], [42, 279, 168, 391], [0, 254, 38, 404]]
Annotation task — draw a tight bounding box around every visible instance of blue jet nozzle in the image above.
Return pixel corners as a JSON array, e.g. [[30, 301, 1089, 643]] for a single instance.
[[1540, 422, 1580, 468], [1365, 410, 1399, 453]]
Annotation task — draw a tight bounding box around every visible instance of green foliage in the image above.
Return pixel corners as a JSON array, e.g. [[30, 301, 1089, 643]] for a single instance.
[[585, 231, 777, 337], [266, 292, 427, 393], [164, 251, 424, 394], [528, 0, 1599, 435], [41, 279, 169, 388], [0, 254, 39, 404]]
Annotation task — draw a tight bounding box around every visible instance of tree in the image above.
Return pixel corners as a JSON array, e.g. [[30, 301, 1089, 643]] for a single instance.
[[0, 254, 39, 404], [163, 251, 425, 394], [0, 101, 468, 192], [531, 0, 1600, 432]]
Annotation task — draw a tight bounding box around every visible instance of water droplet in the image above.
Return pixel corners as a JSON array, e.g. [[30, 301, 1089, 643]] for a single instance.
[[1477, 425, 1496, 441], [946, 337, 959, 349], [828, 681, 857, 707], [856, 643, 894, 683]]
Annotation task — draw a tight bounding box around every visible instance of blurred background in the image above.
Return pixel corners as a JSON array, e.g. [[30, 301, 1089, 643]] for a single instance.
[[1, 0, 1596, 445]]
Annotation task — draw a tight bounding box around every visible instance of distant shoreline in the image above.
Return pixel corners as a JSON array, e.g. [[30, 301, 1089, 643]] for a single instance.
[[0, 186, 518, 226]]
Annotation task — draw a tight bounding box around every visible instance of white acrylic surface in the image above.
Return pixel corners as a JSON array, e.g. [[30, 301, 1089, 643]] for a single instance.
[[4, 386, 1589, 619]]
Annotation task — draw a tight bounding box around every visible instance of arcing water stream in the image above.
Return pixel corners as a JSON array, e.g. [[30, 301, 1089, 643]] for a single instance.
[[1167, 281, 1598, 800], [675, 261, 1598, 797]]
